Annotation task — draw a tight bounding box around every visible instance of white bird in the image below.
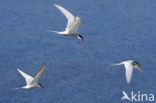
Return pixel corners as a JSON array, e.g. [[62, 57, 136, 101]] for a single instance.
[[121, 91, 131, 101], [112, 60, 142, 84], [16, 64, 45, 89], [48, 4, 85, 42]]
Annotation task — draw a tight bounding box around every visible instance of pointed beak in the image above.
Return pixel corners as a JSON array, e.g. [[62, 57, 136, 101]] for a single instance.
[[40, 85, 45, 88], [41, 86, 45, 88], [81, 38, 85, 42]]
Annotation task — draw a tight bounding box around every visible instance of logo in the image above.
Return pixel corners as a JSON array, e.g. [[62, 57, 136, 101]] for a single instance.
[[121, 91, 154, 102]]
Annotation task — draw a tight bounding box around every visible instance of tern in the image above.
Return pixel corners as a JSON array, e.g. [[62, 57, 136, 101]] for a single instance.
[[112, 60, 142, 84], [48, 4, 85, 42], [15, 64, 45, 89]]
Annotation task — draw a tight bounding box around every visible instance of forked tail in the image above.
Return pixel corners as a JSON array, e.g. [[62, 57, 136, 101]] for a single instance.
[[47, 30, 64, 34], [111, 62, 124, 66], [11, 87, 22, 91]]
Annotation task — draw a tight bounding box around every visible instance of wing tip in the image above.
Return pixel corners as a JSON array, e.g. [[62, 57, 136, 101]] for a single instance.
[[41, 63, 46, 70], [54, 4, 57, 6], [54, 4, 60, 8], [17, 68, 21, 72], [42, 62, 46, 66]]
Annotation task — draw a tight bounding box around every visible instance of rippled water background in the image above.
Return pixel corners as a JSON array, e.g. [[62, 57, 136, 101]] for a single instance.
[[0, 0, 156, 103]]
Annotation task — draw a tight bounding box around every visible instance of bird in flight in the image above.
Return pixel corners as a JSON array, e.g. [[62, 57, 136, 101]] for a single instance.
[[112, 60, 142, 84], [48, 4, 85, 42], [15, 64, 45, 89]]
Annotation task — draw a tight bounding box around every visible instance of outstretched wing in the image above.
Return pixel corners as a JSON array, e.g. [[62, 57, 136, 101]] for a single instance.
[[54, 4, 75, 31], [31, 64, 46, 84], [69, 16, 82, 33], [134, 63, 142, 72], [17, 69, 34, 85], [124, 62, 133, 84]]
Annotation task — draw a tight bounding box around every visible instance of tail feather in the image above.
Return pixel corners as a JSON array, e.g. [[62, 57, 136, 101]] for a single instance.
[[47, 30, 64, 34], [111, 62, 123, 66], [11, 87, 21, 91]]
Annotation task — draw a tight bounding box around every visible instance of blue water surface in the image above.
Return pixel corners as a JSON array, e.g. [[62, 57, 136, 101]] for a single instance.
[[0, 0, 156, 103]]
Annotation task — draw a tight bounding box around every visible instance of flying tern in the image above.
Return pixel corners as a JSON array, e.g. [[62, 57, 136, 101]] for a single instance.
[[15, 64, 45, 89], [48, 4, 85, 42], [112, 60, 142, 84]]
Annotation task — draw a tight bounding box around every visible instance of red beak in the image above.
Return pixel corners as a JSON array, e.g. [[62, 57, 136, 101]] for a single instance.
[[82, 38, 85, 42], [41, 85, 45, 88]]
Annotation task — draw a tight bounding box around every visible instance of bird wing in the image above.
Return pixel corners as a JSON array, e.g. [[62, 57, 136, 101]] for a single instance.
[[54, 4, 75, 31], [124, 62, 133, 84], [134, 64, 142, 72], [31, 64, 45, 84], [69, 16, 82, 33], [17, 69, 34, 85]]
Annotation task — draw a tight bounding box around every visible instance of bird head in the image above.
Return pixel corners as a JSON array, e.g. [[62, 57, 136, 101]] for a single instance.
[[38, 83, 45, 88], [78, 35, 85, 42], [133, 61, 142, 72]]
